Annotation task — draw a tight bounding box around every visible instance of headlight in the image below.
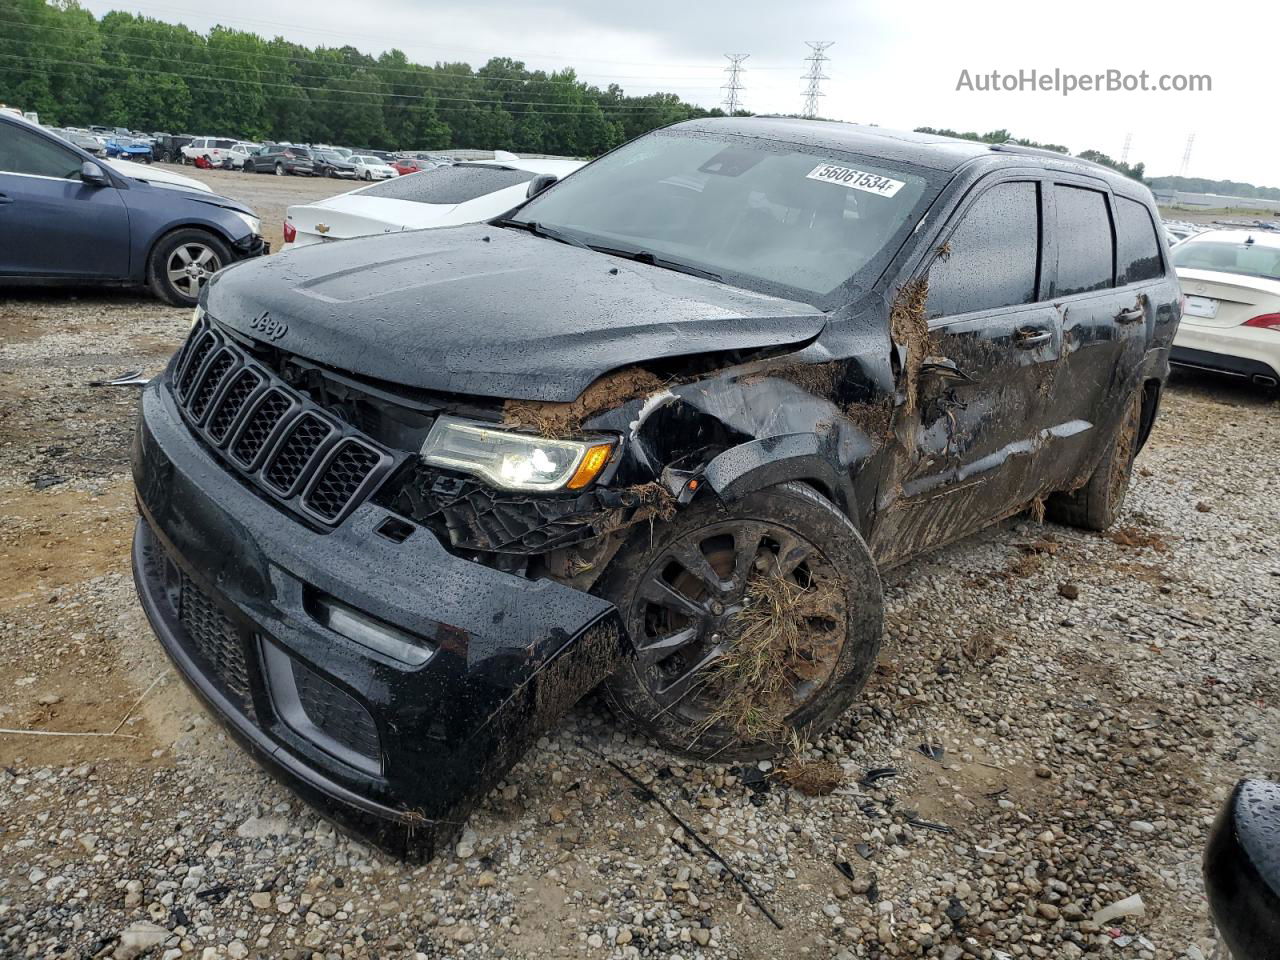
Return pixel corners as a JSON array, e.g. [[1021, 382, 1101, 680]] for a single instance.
[[230, 210, 261, 236], [190, 304, 205, 328], [420, 415, 614, 492]]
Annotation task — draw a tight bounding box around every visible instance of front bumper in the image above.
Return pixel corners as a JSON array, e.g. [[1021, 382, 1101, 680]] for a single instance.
[[131, 377, 625, 858]]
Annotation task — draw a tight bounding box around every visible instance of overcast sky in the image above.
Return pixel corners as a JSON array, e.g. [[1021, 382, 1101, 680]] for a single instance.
[[82, 0, 1274, 186]]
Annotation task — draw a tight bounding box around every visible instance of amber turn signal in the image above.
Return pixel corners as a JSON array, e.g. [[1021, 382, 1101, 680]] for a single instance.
[[566, 443, 615, 489]]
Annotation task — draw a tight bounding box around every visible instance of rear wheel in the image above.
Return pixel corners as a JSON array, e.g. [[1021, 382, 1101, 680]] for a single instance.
[[599, 482, 883, 761], [274, 162, 284, 176], [1047, 390, 1142, 530], [147, 229, 232, 307]]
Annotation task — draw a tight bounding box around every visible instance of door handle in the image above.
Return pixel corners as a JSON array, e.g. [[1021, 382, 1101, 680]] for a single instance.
[[1014, 326, 1052, 348], [1114, 306, 1145, 324]]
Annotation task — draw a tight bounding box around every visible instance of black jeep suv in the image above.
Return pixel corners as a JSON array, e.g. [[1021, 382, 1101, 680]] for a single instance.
[[131, 118, 1181, 858]]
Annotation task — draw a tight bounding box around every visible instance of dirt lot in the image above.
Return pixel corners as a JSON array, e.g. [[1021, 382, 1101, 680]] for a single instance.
[[1, 265, 1278, 959]]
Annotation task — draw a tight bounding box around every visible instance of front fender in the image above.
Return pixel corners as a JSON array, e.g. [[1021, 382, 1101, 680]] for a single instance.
[[703, 433, 860, 515]]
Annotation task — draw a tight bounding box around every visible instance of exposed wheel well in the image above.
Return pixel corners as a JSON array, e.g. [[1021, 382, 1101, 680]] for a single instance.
[[1136, 378, 1163, 452]]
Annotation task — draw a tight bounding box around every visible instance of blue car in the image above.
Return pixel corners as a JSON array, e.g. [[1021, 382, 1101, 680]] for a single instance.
[[0, 114, 267, 306], [105, 136, 155, 163]]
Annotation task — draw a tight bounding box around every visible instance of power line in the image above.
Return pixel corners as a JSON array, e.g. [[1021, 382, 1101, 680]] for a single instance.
[[0, 51, 722, 115], [721, 54, 748, 115], [801, 41, 832, 119], [0, 16, 726, 90], [72, 0, 800, 71]]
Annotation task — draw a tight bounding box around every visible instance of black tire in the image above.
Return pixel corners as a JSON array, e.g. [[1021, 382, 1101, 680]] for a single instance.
[[598, 482, 883, 761], [160, 151, 172, 164], [1047, 390, 1142, 531], [147, 229, 233, 307], [274, 162, 284, 176]]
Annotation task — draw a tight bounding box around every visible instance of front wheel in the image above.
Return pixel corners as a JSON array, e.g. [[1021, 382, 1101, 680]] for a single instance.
[[147, 229, 232, 307], [1047, 389, 1142, 530], [274, 163, 284, 176], [599, 482, 883, 761]]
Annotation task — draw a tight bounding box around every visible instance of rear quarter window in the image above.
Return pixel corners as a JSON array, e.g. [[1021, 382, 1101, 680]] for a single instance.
[[360, 165, 535, 205], [1115, 196, 1164, 283]]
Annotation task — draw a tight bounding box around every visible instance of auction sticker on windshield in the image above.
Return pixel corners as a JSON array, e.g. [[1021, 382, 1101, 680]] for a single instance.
[[806, 163, 905, 197]]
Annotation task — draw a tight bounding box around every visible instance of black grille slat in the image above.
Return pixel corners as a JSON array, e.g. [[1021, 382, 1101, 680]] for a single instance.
[[232, 391, 292, 467], [305, 442, 381, 521], [264, 414, 333, 494], [177, 572, 255, 718], [177, 331, 217, 400], [290, 659, 381, 762], [188, 351, 236, 420], [171, 325, 390, 526], [208, 369, 262, 443]]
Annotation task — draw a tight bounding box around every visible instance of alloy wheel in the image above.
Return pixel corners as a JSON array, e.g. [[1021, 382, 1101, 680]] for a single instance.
[[165, 243, 222, 299], [623, 518, 846, 732]]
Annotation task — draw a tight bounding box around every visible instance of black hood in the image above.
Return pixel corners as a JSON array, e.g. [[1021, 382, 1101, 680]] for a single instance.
[[204, 225, 826, 402]]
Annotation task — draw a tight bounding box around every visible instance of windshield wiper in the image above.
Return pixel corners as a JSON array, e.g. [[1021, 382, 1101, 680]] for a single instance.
[[594, 247, 723, 283], [493, 218, 591, 250]]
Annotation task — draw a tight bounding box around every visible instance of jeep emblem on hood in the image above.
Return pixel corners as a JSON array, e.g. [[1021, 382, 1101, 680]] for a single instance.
[[248, 311, 288, 341]]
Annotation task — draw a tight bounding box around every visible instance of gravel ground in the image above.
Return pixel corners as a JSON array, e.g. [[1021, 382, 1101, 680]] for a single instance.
[[1, 287, 1278, 960]]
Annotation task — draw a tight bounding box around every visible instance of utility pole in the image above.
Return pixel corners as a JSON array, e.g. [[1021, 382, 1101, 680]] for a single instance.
[[801, 41, 833, 119], [1120, 132, 1132, 166], [722, 54, 748, 115], [1179, 133, 1195, 177]]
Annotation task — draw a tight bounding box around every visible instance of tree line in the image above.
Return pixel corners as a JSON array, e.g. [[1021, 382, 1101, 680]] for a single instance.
[[0, 0, 731, 154], [1147, 176, 1280, 201], [913, 126, 1147, 182]]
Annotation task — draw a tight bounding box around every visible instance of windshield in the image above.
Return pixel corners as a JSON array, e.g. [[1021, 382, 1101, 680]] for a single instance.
[[1172, 238, 1280, 282], [356, 156, 380, 164], [511, 130, 931, 302]]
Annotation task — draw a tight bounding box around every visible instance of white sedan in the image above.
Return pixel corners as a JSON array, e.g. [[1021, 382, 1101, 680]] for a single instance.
[[282, 157, 585, 249], [1171, 229, 1280, 388], [351, 155, 398, 181]]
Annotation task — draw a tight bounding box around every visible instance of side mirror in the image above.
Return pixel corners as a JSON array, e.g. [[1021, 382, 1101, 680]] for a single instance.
[[526, 173, 558, 198], [80, 161, 109, 187]]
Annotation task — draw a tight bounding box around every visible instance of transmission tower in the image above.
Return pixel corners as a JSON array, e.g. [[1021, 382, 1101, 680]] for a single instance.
[[801, 41, 833, 119], [1180, 133, 1195, 177], [1120, 132, 1132, 166], [722, 54, 748, 115]]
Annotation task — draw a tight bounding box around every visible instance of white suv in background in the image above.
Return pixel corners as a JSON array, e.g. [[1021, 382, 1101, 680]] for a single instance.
[[181, 137, 238, 167]]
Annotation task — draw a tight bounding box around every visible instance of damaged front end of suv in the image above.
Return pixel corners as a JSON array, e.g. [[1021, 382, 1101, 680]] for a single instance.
[[132, 118, 1178, 858]]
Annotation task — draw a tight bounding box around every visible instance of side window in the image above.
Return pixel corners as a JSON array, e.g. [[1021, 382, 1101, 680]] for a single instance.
[[0, 123, 83, 179], [926, 180, 1040, 319], [1055, 185, 1114, 295], [1115, 196, 1164, 284]]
